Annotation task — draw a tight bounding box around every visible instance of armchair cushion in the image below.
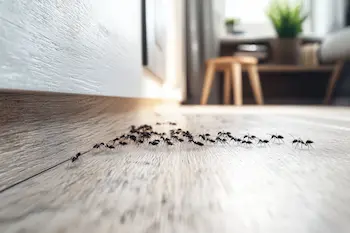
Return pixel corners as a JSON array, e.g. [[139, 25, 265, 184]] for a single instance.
[[319, 27, 350, 64]]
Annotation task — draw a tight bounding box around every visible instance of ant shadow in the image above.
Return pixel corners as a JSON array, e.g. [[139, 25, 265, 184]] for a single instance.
[[292, 145, 314, 151], [65, 161, 82, 170]]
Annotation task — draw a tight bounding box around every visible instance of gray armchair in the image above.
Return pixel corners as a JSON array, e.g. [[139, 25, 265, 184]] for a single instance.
[[319, 27, 350, 104]]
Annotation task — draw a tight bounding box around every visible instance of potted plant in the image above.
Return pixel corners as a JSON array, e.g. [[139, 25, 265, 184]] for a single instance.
[[225, 17, 240, 34], [267, 0, 308, 64]]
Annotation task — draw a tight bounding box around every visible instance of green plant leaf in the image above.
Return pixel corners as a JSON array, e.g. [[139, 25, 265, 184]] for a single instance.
[[266, 0, 308, 38]]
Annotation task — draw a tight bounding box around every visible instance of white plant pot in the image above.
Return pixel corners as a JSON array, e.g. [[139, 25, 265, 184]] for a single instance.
[[226, 24, 234, 33]]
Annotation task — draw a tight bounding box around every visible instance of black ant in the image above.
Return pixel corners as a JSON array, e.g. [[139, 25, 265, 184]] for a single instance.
[[207, 138, 216, 143], [166, 140, 174, 146], [193, 141, 204, 146], [243, 134, 257, 140], [113, 137, 119, 142], [93, 143, 104, 149], [218, 131, 230, 137], [129, 126, 137, 133], [241, 140, 253, 146], [292, 137, 314, 149], [128, 135, 137, 142], [257, 139, 270, 146], [149, 140, 160, 146], [216, 137, 227, 143], [107, 145, 115, 149], [269, 134, 284, 143], [199, 134, 206, 140], [137, 139, 144, 144], [169, 122, 177, 126], [119, 141, 128, 146], [156, 122, 161, 125], [71, 152, 81, 162], [304, 140, 314, 149]]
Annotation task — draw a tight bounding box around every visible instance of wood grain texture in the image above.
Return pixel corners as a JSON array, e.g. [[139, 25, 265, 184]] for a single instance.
[[0, 91, 177, 192], [1, 106, 350, 233]]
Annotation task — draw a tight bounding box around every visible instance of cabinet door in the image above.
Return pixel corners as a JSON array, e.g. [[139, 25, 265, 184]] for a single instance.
[[142, 0, 167, 81]]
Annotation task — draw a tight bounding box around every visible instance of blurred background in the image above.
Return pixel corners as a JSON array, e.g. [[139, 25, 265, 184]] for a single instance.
[[184, 0, 350, 106]]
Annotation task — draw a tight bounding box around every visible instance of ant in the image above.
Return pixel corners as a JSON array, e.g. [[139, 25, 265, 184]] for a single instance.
[[193, 141, 204, 146], [71, 152, 81, 162], [257, 139, 270, 146], [119, 141, 128, 146], [149, 140, 160, 146], [269, 134, 284, 143], [292, 138, 314, 149], [243, 134, 257, 140], [199, 134, 206, 140], [128, 135, 137, 142], [93, 143, 104, 149], [107, 145, 115, 149], [137, 139, 144, 144], [218, 132, 229, 137], [169, 122, 177, 126], [304, 140, 314, 148], [216, 137, 227, 143], [129, 126, 137, 133], [204, 137, 216, 143], [166, 140, 174, 146], [241, 140, 253, 146]]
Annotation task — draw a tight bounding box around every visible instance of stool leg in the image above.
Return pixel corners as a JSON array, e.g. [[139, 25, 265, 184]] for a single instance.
[[224, 68, 231, 105], [324, 61, 344, 104], [231, 63, 243, 106], [200, 63, 215, 105], [247, 65, 264, 105]]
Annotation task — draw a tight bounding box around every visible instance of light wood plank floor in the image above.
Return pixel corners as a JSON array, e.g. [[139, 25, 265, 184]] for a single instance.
[[1, 106, 350, 233]]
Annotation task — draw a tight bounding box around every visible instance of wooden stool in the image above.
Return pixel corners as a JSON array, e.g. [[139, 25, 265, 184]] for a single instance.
[[200, 56, 264, 105]]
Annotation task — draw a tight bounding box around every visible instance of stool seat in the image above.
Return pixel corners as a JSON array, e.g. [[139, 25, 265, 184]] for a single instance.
[[200, 56, 264, 106], [207, 56, 258, 65]]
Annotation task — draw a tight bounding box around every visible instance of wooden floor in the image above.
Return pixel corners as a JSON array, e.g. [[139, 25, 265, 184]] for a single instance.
[[1, 105, 350, 233]]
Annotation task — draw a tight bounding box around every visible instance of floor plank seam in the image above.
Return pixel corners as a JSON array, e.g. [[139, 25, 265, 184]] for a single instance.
[[0, 158, 71, 194]]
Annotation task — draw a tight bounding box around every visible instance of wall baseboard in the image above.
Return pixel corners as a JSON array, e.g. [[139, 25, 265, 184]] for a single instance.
[[0, 90, 179, 192]]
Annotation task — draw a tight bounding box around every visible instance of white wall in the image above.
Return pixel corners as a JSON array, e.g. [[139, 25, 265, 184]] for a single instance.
[[0, 0, 185, 100], [224, 0, 345, 38]]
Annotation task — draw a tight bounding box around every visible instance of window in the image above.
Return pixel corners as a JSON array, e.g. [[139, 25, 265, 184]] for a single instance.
[[224, 0, 346, 37]]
